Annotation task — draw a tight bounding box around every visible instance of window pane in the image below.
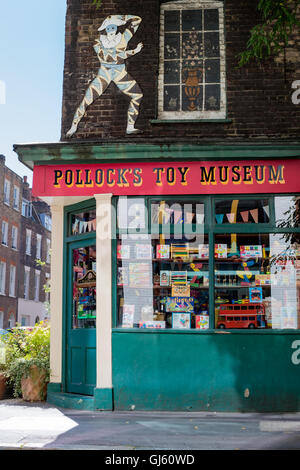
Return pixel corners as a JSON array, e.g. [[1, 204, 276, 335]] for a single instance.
[[164, 10, 180, 32], [164, 85, 180, 111], [72, 246, 96, 329], [205, 59, 220, 83], [151, 200, 205, 227], [205, 84, 220, 110], [117, 197, 146, 230], [215, 199, 270, 224], [182, 9, 202, 31], [204, 9, 219, 30], [117, 233, 210, 329], [164, 33, 180, 60], [164, 61, 180, 84], [215, 233, 300, 330], [275, 196, 300, 228], [204, 32, 220, 57], [71, 208, 96, 236]]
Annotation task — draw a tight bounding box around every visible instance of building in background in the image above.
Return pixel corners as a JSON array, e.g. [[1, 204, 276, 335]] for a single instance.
[[0, 155, 51, 328]]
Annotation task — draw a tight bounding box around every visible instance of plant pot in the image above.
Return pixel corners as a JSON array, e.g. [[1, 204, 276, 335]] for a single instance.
[[21, 365, 48, 402], [0, 373, 7, 400]]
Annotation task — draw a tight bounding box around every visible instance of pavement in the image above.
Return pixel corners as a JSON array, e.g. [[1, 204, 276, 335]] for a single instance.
[[1, 399, 300, 452]]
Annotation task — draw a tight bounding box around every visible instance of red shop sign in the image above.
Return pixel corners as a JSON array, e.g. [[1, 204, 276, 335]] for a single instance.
[[32, 160, 300, 197]]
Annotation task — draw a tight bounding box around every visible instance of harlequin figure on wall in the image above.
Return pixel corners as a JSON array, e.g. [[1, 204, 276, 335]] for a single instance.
[[66, 14, 144, 137]]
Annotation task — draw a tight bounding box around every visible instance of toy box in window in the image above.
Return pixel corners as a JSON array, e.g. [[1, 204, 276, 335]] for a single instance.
[[172, 313, 191, 329], [166, 297, 194, 313]]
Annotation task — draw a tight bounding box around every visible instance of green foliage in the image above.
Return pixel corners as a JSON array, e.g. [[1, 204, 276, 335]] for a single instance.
[[3, 322, 50, 398], [238, 0, 300, 66], [91, 0, 102, 8]]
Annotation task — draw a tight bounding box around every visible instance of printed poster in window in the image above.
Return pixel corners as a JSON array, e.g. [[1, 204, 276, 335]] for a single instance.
[[135, 244, 153, 259], [122, 305, 135, 328], [172, 313, 191, 329], [129, 263, 151, 287]]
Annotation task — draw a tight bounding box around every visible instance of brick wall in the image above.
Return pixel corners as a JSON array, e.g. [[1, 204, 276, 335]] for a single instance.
[[61, 0, 300, 142]]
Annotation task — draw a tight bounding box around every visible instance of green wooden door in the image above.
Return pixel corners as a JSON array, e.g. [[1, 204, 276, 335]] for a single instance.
[[66, 238, 96, 395]]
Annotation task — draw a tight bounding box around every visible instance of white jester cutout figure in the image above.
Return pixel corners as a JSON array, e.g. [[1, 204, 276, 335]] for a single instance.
[[66, 14, 144, 137]]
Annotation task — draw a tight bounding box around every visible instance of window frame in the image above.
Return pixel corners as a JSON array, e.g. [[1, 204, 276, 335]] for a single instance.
[[158, 0, 226, 121]]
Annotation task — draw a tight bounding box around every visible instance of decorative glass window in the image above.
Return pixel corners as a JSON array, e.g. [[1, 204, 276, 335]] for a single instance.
[[158, 0, 226, 120]]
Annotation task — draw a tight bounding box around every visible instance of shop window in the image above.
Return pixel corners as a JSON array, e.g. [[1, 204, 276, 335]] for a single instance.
[[215, 232, 300, 330], [116, 197, 208, 330], [275, 196, 300, 228], [70, 209, 96, 236], [117, 233, 209, 329], [158, 0, 226, 120], [72, 245, 96, 329], [215, 199, 270, 224]]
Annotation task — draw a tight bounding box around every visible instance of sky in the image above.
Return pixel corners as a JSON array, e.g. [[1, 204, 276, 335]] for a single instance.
[[0, 0, 67, 186]]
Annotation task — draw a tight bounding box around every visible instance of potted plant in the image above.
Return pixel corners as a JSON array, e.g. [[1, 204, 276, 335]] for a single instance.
[[4, 322, 50, 401]]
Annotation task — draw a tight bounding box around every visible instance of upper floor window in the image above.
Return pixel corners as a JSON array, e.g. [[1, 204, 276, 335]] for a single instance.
[[1, 220, 8, 246], [25, 229, 32, 255], [4, 179, 10, 205], [158, 0, 226, 120], [36, 234, 42, 260], [22, 199, 32, 218], [13, 186, 20, 210], [11, 225, 18, 250]]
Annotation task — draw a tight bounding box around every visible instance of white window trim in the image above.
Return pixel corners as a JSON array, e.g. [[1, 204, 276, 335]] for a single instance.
[[158, 0, 226, 120], [46, 238, 51, 264], [25, 229, 32, 255], [24, 266, 30, 300], [0, 261, 6, 295], [11, 225, 18, 250], [9, 265, 16, 297], [1, 221, 8, 246], [34, 270, 40, 302], [13, 186, 20, 211], [4, 179, 10, 205], [0, 311, 4, 329], [36, 234, 42, 260]]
